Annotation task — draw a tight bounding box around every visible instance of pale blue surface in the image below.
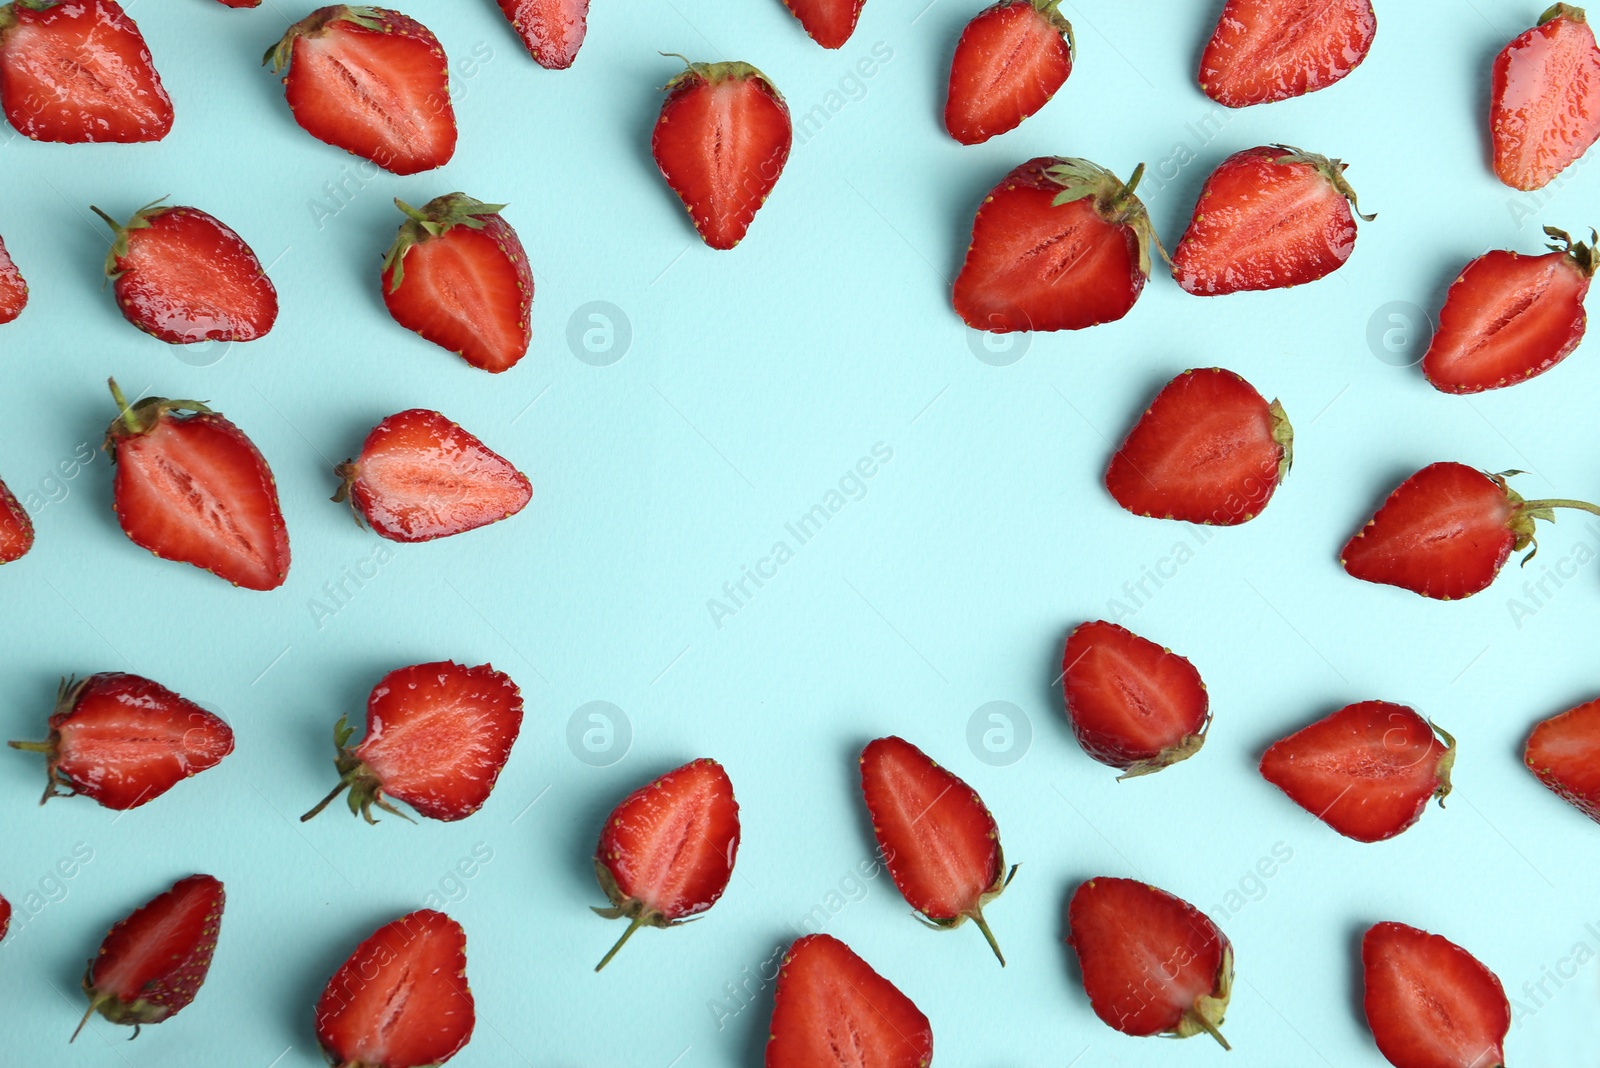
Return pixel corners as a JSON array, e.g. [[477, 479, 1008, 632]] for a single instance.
[[2, 0, 1599, 1064]]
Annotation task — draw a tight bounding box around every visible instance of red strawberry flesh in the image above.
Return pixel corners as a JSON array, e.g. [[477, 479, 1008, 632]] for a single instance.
[[1061, 621, 1209, 776], [0, 234, 27, 323], [1491, 4, 1600, 191], [765, 933, 933, 1068], [0, 474, 33, 562], [1362, 921, 1509, 1068], [498, 0, 588, 68], [1525, 697, 1600, 821], [944, 0, 1074, 145], [1199, 0, 1377, 108], [780, 0, 866, 49]]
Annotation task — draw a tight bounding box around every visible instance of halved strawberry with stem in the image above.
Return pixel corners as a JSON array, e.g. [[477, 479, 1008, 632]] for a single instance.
[[1198, 0, 1377, 108], [1106, 367, 1292, 525], [1422, 227, 1595, 393], [302, 661, 523, 824], [944, 0, 1074, 145], [860, 736, 1016, 965], [104, 379, 290, 590], [1341, 462, 1600, 599], [1491, 4, 1600, 191], [0, 234, 27, 324], [265, 6, 456, 175], [652, 58, 792, 250], [1260, 702, 1455, 842], [316, 909, 474, 1068], [593, 758, 740, 970], [0, 0, 172, 143], [73, 875, 225, 1041], [1524, 697, 1600, 822], [334, 410, 532, 543], [1362, 922, 1509, 1068], [0, 473, 33, 562], [1067, 876, 1232, 1048], [498, 0, 587, 68], [766, 933, 933, 1068], [1061, 621, 1210, 777], [9, 673, 234, 810], [780, 0, 865, 48], [1171, 145, 1373, 295]]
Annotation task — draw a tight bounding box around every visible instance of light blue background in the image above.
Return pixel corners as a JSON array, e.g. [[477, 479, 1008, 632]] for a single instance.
[[2, 0, 1598, 1064]]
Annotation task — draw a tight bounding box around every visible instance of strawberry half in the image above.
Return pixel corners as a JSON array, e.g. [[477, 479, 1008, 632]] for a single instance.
[[104, 379, 290, 590], [498, 0, 587, 69], [302, 661, 523, 824], [766, 934, 933, 1068], [1171, 145, 1372, 295], [1067, 876, 1232, 1048], [380, 194, 533, 373], [1525, 697, 1600, 822], [1362, 922, 1509, 1068], [215, 0, 261, 6], [0, 234, 27, 323], [0, 0, 172, 143], [954, 157, 1161, 332], [0, 473, 33, 562], [73, 874, 225, 1041], [780, 0, 865, 49], [944, 0, 1074, 145], [652, 59, 792, 250], [1061, 621, 1209, 777], [1341, 462, 1600, 599], [316, 910, 474, 1068], [593, 758, 740, 970], [94, 201, 278, 345], [1421, 227, 1595, 393], [9, 673, 234, 810], [266, 6, 456, 175], [0, 892, 9, 941], [1106, 367, 1292, 525], [860, 736, 1016, 965], [1198, 0, 1377, 108], [1491, 4, 1600, 191], [334, 410, 532, 543], [1259, 702, 1455, 842]]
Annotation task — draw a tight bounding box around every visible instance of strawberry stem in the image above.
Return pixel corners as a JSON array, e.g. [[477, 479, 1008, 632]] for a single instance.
[[1520, 498, 1600, 517], [969, 908, 1006, 967], [107, 378, 142, 435], [1187, 1009, 1231, 1051], [300, 779, 351, 822], [594, 914, 647, 972], [70, 997, 105, 1043]]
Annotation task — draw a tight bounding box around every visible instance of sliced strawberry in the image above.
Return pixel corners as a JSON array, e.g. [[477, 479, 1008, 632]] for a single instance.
[[1198, 0, 1376, 108], [1061, 621, 1209, 777], [1422, 227, 1595, 393], [1106, 367, 1292, 525], [74, 875, 225, 1040], [1525, 697, 1600, 822], [766, 933, 933, 1068], [216, 0, 261, 6], [0, 474, 33, 562], [0, 0, 172, 143], [944, 0, 1074, 145], [860, 736, 1015, 964], [652, 59, 792, 250], [0, 892, 9, 941], [266, 6, 456, 176], [316, 910, 474, 1068], [0, 234, 27, 323], [780, 0, 865, 48], [498, 0, 588, 69], [9, 673, 234, 810], [380, 195, 533, 373], [105, 380, 290, 590], [1362, 922, 1509, 1068], [593, 758, 740, 970], [1171, 145, 1372, 295], [1491, 4, 1600, 191], [303, 661, 524, 824], [1067, 876, 1232, 1048]]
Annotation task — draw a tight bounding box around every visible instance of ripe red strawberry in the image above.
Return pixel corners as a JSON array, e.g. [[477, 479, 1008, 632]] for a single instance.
[[1491, 4, 1600, 191], [215, 0, 259, 6], [73, 875, 225, 1041], [334, 410, 532, 543], [302, 661, 523, 824], [944, 0, 1074, 145], [498, 0, 587, 69], [104, 379, 290, 590], [1198, 0, 1376, 108], [1061, 621, 1209, 777], [9, 673, 234, 810], [766, 934, 933, 1068], [781, 0, 865, 48], [860, 736, 1016, 965], [1171, 145, 1372, 295], [380, 195, 533, 373], [1106, 368, 1292, 525], [0, 234, 27, 323], [1260, 702, 1455, 842], [653, 60, 791, 251], [316, 910, 474, 1068], [266, 6, 456, 176], [1525, 697, 1600, 822], [93, 202, 278, 345], [0, 891, 9, 940], [593, 758, 740, 970], [1067, 877, 1232, 1048], [1341, 462, 1600, 599], [0, 474, 34, 562], [1421, 227, 1595, 393], [954, 157, 1160, 332], [0, 0, 172, 143], [1363, 922, 1509, 1068]]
